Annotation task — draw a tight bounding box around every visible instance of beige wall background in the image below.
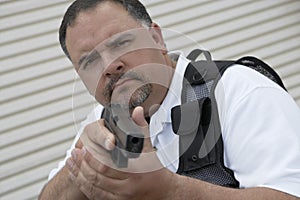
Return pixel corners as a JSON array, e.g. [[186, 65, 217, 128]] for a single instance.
[[0, 0, 299, 199]]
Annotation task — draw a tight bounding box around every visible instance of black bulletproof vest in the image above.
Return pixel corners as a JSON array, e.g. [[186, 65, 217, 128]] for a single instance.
[[171, 59, 239, 188], [171, 49, 286, 188]]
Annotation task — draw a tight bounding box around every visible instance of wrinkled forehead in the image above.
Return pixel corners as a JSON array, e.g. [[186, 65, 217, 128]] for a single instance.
[[65, 2, 148, 66], [96, 27, 153, 50], [94, 27, 156, 49]]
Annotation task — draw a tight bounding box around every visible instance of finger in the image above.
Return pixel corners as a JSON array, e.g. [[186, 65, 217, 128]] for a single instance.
[[82, 119, 115, 151], [131, 106, 148, 128], [67, 148, 84, 176], [82, 147, 129, 179], [75, 138, 83, 149], [75, 156, 126, 198], [83, 145, 117, 169], [71, 148, 83, 167], [66, 157, 80, 178], [75, 164, 118, 200], [71, 145, 115, 174], [126, 107, 163, 173], [67, 149, 122, 198], [131, 106, 152, 151], [78, 181, 116, 200]]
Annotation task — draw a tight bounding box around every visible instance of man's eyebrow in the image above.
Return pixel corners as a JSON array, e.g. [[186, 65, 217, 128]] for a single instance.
[[105, 33, 134, 47], [78, 55, 87, 67], [78, 50, 97, 67], [77, 33, 134, 67]]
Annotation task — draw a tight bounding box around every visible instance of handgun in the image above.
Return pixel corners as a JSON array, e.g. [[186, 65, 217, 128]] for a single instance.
[[102, 104, 144, 168]]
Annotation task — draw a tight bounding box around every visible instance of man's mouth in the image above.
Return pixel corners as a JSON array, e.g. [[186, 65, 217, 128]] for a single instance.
[[103, 71, 148, 105], [113, 77, 134, 90]]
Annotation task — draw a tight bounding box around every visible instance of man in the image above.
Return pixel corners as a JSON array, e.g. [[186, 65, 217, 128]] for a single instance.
[[39, 0, 300, 199]]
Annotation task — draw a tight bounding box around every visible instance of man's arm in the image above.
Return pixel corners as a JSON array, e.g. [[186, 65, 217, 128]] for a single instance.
[[171, 174, 299, 200], [38, 165, 88, 200], [68, 144, 299, 200], [39, 137, 87, 200]]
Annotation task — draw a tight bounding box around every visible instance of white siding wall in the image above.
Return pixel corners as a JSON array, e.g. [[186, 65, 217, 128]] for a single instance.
[[0, 0, 299, 199]]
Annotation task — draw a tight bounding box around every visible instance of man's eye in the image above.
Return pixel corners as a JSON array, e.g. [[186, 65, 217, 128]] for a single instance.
[[82, 57, 96, 70], [116, 39, 131, 47]]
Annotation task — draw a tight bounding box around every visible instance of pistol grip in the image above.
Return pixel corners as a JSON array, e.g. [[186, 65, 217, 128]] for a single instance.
[[111, 146, 128, 168]]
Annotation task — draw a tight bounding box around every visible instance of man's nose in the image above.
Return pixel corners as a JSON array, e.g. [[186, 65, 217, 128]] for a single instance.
[[102, 55, 125, 78]]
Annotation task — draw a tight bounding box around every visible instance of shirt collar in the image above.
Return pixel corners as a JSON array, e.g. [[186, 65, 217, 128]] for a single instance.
[[150, 51, 190, 135]]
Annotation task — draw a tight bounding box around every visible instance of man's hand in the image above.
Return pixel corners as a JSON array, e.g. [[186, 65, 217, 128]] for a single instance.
[[66, 106, 176, 200]]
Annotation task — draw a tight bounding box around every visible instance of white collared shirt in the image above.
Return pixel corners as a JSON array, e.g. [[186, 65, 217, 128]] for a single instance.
[[48, 52, 300, 198]]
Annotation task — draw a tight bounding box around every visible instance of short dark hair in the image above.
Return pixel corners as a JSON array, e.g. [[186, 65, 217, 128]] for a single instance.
[[59, 0, 153, 60]]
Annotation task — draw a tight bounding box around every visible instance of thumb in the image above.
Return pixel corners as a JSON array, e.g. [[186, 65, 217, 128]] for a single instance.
[[127, 107, 162, 173], [131, 106, 148, 128], [131, 106, 152, 153]]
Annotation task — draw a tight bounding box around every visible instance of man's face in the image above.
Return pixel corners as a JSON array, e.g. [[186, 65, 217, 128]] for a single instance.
[[65, 2, 173, 115]]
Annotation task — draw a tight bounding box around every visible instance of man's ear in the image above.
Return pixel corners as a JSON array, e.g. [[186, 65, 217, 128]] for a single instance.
[[149, 22, 167, 54]]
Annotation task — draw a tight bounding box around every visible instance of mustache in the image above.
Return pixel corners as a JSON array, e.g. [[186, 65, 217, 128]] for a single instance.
[[103, 71, 145, 102]]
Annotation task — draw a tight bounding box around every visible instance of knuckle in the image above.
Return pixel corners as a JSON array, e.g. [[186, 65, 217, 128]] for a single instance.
[[98, 119, 110, 136], [83, 120, 107, 142], [75, 139, 83, 148], [67, 158, 78, 175], [97, 163, 108, 173], [84, 120, 101, 134], [83, 123, 93, 134], [84, 150, 92, 163], [87, 185, 95, 199], [86, 174, 97, 184], [85, 170, 98, 183], [80, 183, 95, 199]]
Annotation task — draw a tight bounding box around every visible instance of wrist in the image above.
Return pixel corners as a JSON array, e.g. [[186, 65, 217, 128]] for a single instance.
[[162, 172, 181, 200]]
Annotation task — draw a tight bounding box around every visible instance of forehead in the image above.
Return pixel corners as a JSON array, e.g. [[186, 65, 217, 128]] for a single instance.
[[65, 1, 145, 63]]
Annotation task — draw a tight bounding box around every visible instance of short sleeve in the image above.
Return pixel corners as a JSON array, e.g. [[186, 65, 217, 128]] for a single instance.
[[216, 65, 300, 197]]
